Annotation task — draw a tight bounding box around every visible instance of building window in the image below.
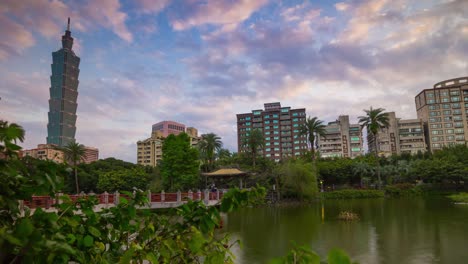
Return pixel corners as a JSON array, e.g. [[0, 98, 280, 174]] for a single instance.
[[265, 126, 270, 130], [264, 115, 270, 119], [452, 103, 461, 108], [429, 111, 440, 116], [273, 114, 279, 118], [265, 121, 270, 124], [429, 105, 439, 110], [351, 136, 360, 141], [429, 117, 441, 122], [351, 147, 361, 152], [446, 129, 454, 134], [430, 124, 442, 128], [273, 120, 279, 124], [442, 104, 450, 109], [427, 99, 435, 104], [266, 142, 271, 146], [292, 113, 299, 117], [427, 92, 434, 98], [453, 109, 462, 115], [281, 108, 289, 113], [443, 110, 451, 115], [432, 143, 441, 148], [245, 122, 251, 126], [253, 110, 261, 115], [441, 91, 448, 96], [431, 130, 443, 135], [245, 117, 251, 120], [450, 90, 460, 96], [446, 136, 455, 141], [442, 98, 450, 103], [451, 96, 460, 102], [444, 123, 453, 128]]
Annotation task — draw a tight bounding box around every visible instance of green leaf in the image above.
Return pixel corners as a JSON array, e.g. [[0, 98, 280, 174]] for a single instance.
[[188, 227, 205, 253], [67, 234, 76, 244], [328, 248, 351, 264], [146, 252, 159, 264], [83, 235, 94, 247], [88, 226, 102, 237], [16, 218, 34, 237], [119, 247, 135, 264]]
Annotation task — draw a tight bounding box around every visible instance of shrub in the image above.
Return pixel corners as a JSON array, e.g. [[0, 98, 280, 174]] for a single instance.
[[384, 183, 423, 197], [321, 189, 384, 199]]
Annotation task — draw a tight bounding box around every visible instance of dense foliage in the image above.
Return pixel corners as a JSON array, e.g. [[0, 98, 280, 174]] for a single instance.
[[160, 133, 200, 191], [276, 160, 319, 200], [0, 154, 269, 263]]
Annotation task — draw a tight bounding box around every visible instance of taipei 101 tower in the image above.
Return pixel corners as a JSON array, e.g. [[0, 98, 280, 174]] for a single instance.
[[47, 18, 80, 147]]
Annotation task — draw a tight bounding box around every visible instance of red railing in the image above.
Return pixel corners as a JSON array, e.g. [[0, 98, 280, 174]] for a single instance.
[[22, 190, 226, 209]]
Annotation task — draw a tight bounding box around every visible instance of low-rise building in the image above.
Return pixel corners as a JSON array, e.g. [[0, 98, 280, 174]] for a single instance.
[[83, 146, 99, 164], [137, 122, 201, 167], [23, 144, 64, 163]]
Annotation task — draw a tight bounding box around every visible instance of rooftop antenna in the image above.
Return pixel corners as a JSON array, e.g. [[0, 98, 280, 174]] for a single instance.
[[67, 17, 70, 31]]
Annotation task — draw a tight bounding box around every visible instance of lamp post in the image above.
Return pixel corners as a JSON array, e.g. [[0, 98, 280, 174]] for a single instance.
[[320, 180, 324, 192]]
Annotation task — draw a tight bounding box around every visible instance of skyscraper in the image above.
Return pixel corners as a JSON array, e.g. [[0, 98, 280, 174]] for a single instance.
[[47, 18, 80, 147]]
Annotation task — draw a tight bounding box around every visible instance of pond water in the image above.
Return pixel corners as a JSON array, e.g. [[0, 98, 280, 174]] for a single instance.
[[221, 198, 468, 264]]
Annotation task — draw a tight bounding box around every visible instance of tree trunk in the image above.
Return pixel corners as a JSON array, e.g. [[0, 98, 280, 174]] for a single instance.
[[374, 134, 382, 190], [74, 166, 80, 194]]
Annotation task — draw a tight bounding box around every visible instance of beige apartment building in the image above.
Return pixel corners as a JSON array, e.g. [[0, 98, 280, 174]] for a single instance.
[[367, 112, 427, 157], [415, 77, 468, 151], [23, 144, 64, 163], [318, 115, 364, 158], [83, 146, 99, 164], [137, 125, 201, 167]]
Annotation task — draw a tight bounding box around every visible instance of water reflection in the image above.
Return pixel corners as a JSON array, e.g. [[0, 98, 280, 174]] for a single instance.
[[222, 198, 468, 264]]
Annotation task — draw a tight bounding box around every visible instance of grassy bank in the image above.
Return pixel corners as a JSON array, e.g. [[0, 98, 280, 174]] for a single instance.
[[448, 193, 468, 203]]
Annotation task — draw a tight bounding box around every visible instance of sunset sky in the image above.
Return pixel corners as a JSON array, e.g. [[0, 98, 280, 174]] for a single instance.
[[1, 0, 467, 162]]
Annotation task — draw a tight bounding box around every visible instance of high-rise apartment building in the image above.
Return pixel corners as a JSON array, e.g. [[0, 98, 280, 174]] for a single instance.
[[367, 112, 427, 157], [415, 77, 468, 151], [137, 123, 200, 166], [47, 18, 80, 147], [236, 102, 308, 161], [152, 121, 185, 137], [397, 119, 426, 155], [318, 115, 363, 158]]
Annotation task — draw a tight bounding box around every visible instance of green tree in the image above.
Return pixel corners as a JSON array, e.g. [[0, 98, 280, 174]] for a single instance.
[[198, 133, 223, 171], [0, 120, 25, 159], [161, 133, 200, 191], [97, 167, 152, 192], [244, 129, 264, 169], [62, 141, 86, 194], [299, 117, 326, 160], [358, 107, 389, 189], [277, 160, 318, 200]]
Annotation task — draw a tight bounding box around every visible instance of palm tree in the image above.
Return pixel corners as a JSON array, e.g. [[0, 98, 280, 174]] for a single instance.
[[358, 107, 389, 189], [62, 141, 86, 194], [298, 117, 326, 160], [244, 129, 264, 169], [199, 133, 222, 170], [0, 120, 25, 159]]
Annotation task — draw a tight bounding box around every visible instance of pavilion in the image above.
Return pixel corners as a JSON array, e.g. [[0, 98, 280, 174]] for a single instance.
[[201, 168, 248, 189]]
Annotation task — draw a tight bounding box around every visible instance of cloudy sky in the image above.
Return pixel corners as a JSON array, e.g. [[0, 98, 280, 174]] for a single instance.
[[1, 0, 467, 162]]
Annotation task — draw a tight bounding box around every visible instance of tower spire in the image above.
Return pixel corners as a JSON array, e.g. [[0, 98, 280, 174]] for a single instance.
[[67, 17, 70, 31]]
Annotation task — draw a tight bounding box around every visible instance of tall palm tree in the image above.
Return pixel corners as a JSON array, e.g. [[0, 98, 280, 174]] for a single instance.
[[62, 141, 86, 194], [358, 107, 389, 189], [0, 120, 25, 159], [298, 117, 326, 160], [199, 133, 222, 170], [244, 129, 264, 169]]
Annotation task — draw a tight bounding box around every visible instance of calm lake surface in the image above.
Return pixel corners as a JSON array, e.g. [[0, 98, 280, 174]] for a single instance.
[[221, 198, 468, 264]]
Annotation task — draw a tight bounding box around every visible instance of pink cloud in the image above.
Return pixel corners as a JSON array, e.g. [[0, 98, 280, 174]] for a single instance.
[[135, 0, 171, 14], [171, 0, 268, 31], [0, 16, 35, 60]]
